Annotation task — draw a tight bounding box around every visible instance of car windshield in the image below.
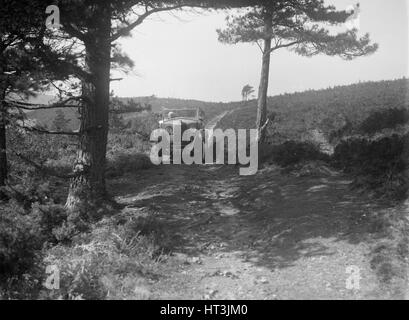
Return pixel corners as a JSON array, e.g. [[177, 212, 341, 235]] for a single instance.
[[164, 109, 197, 119]]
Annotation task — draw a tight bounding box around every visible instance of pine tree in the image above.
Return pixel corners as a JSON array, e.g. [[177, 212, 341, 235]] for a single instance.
[[0, 1, 48, 199], [242, 84, 255, 101], [217, 1, 378, 143], [45, 0, 268, 210], [0, 0, 82, 200]]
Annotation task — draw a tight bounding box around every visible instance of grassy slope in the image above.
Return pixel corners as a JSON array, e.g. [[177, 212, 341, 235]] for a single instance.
[[27, 97, 248, 130], [216, 79, 409, 295], [27, 107, 80, 130], [24, 79, 409, 134], [218, 78, 409, 141], [117, 97, 248, 123]]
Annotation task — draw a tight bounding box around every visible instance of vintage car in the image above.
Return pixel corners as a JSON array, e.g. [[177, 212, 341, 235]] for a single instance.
[[159, 108, 205, 142], [151, 108, 205, 161]]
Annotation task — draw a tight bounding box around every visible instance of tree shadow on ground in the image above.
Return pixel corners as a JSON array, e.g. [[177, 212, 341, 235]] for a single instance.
[[109, 164, 386, 272]]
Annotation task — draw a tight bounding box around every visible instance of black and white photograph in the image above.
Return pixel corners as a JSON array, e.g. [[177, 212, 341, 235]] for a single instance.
[[0, 0, 408, 304]]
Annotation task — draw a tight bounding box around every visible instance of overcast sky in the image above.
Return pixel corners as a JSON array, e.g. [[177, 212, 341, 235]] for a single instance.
[[111, 0, 409, 102]]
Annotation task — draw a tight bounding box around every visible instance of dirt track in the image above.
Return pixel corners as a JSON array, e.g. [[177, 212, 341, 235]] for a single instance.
[[110, 163, 399, 299], [205, 111, 231, 130]]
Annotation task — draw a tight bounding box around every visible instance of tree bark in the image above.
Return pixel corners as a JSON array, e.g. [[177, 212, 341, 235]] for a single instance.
[[256, 11, 272, 145], [0, 93, 7, 198], [0, 66, 8, 200], [65, 5, 112, 212]]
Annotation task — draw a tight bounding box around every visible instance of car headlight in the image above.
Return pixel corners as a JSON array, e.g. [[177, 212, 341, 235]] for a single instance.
[[166, 126, 173, 135]]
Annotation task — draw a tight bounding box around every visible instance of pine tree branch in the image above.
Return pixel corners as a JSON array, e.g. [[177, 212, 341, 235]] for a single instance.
[[64, 23, 89, 44], [8, 104, 78, 111], [256, 40, 264, 53], [270, 40, 302, 52], [110, 4, 185, 42], [10, 148, 79, 179], [17, 124, 79, 136], [5, 97, 85, 111]]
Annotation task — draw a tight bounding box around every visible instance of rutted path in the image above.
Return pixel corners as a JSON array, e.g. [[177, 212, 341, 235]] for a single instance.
[[109, 164, 396, 300], [205, 111, 231, 130]]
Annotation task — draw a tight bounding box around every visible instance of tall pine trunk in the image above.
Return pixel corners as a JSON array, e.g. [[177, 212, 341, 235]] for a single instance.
[[0, 70, 7, 199], [0, 95, 7, 198], [65, 5, 111, 211], [256, 11, 272, 145]]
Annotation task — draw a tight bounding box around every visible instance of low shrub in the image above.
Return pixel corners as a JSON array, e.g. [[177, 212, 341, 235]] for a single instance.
[[30, 203, 70, 244], [333, 134, 409, 200], [333, 134, 408, 174], [268, 141, 330, 167], [40, 213, 168, 300], [0, 197, 88, 299], [359, 108, 409, 135], [108, 133, 149, 153], [106, 151, 153, 178], [0, 201, 43, 279]]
